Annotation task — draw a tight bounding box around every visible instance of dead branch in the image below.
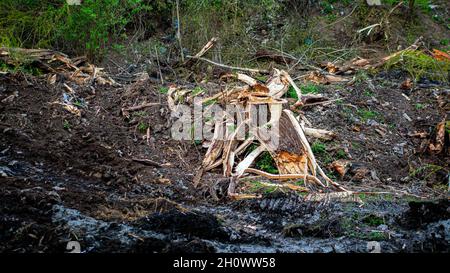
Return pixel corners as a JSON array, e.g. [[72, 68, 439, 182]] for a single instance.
[[304, 127, 336, 140], [131, 158, 164, 168], [185, 55, 269, 74], [184, 37, 218, 67], [122, 102, 161, 112]]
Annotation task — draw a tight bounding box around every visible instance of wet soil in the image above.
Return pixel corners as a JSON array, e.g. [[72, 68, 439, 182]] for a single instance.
[[0, 67, 449, 253]]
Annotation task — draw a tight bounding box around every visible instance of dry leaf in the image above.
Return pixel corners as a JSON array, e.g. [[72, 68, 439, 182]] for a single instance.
[[428, 119, 446, 153], [63, 104, 81, 117], [400, 78, 413, 90], [329, 159, 351, 178], [432, 49, 450, 62]]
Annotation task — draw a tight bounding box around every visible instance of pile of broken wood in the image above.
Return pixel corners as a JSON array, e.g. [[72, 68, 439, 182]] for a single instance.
[[167, 67, 356, 201], [0, 47, 117, 86]]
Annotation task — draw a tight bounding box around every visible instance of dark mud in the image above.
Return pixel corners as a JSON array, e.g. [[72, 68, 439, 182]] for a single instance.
[[0, 70, 449, 253]]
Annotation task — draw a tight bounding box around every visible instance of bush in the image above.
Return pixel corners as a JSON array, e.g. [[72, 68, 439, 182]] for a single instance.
[[0, 0, 167, 59]]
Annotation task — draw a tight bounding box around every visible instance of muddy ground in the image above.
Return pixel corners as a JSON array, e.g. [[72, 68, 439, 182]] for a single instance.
[[0, 62, 449, 253]]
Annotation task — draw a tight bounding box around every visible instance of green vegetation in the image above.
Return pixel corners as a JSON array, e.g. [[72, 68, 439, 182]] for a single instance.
[[133, 111, 148, 117], [357, 109, 380, 122], [181, 0, 279, 67], [255, 75, 268, 82], [409, 163, 449, 180], [341, 211, 389, 241], [302, 83, 321, 94], [365, 231, 388, 241], [364, 89, 374, 97], [63, 120, 70, 130], [335, 149, 347, 159], [248, 180, 277, 194], [288, 82, 323, 102], [159, 86, 169, 94], [362, 214, 384, 227], [311, 141, 348, 165], [1, 0, 445, 71], [137, 122, 148, 133], [255, 151, 278, 174], [354, 70, 370, 84], [191, 86, 204, 96], [286, 82, 320, 101], [311, 141, 326, 154], [384, 0, 432, 13], [384, 50, 450, 82], [287, 86, 299, 100], [415, 103, 425, 110], [0, 0, 167, 59]]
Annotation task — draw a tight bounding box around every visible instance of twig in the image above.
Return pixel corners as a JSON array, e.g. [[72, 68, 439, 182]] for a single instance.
[[122, 102, 161, 112], [175, 0, 184, 62], [131, 158, 163, 168], [302, 97, 345, 107], [318, 4, 358, 32], [244, 168, 326, 188], [186, 55, 269, 74], [154, 46, 164, 84], [184, 37, 219, 66]]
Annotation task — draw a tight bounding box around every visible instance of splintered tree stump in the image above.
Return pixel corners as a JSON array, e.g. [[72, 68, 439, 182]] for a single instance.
[[273, 110, 311, 175], [169, 62, 348, 197]]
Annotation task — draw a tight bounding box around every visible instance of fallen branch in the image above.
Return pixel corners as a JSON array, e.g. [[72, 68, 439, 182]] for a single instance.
[[244, 168, 326, 187], [122, 102, 161, 113], [184, 37, 218, 67], [304, 127, 336, 140], [131, 158, 165, 168], [185, 55, 269, 74]]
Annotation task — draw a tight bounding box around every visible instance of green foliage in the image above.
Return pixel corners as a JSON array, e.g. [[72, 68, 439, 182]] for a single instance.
[[302, 83, 321, 94], [354, 70, 370, 84], [364, 89, 374, 97], [335, 149, 347, 159], [255, 151, 278, 174], [0, 0, 163, 59], [132, 110, 148, 117], [311, 140, 335, 165], [0, 1, 63, 48], [137, 122, 148, 133], [415, 103, 425, 110], [439, 39, 449, 46], [384, 0, 431, 13], [159, 86, 169, 94], [248, 180, 277, 194], [409, 164, 448, 180], [191, 86, 205, 96], [0, 50, 43, 75], [384, 50, 450, 82], [287, 86, 299, 100], [63, 119, 70, 130], [320, 1, 335, 14], [311, 141, 326, 154], [357, 109, 379, 122], [362, 214, 384, 227], [60, 0, 153, 58]]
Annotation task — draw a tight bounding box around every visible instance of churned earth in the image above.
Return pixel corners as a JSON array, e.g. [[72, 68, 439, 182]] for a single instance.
[[0, 60, 448, 253]]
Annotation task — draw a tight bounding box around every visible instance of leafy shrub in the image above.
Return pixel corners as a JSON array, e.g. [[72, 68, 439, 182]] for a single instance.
[[0, 0, 167, 59], [59, 0, 155, 58]]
